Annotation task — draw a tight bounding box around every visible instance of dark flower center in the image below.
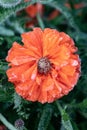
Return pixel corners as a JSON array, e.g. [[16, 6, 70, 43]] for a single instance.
[[37, 57, 51, 74]]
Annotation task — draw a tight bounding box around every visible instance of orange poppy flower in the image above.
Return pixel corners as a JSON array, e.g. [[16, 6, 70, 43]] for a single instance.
[[48, 10, 60, 20], [65, 2, 84, 9], [25, 3, 44, 18], [6, 28, 80, 103], [24, 3, 44, 28]]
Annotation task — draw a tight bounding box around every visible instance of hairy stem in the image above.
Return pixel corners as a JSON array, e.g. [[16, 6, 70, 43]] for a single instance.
[[0, 113, 17, 130], [37, 13, 45, 29]]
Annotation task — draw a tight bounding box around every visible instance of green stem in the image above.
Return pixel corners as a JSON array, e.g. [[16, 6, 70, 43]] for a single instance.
[[36, 13, 45, 29], [55, 100, 63, 114], [0, 113, 17, 130]]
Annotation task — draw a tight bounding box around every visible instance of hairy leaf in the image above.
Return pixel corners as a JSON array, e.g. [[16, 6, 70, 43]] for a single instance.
[[38, 104, 53, 130], [0, 0, 22, 8], [61, 110, 73, 130], [0, 26, 14, 36], [0, 0, 36, 24], [13, 92, 22, 109]]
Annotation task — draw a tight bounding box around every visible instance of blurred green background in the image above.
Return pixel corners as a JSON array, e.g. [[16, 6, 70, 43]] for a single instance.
[[0, 0, 87, 130]]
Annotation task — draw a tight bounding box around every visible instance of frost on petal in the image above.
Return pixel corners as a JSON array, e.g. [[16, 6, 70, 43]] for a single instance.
[[43, 28, 60, 56], [21, 28, 43, 57], [27, 83, 40, 102], [6, 42, 38, 65], [15, 81, 33, 98], [38, 90, 48, 104], [60, 64, 76, 76], [21, 64, 37, 82], [50, 44, 70, 67], [6, 63, 31, 82], [41, 75, 54, 91]]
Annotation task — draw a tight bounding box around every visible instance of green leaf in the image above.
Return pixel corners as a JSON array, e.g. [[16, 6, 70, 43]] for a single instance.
[[67, 30, 87, 41], [60, 120, 79, 130], [76, 99, 87, 109], [0, 87, 13, 102], [13, 92, 22, 109], [0, 0, 36, 24], [0, 0, 22, 8], [37, 104, 53, 130], [61, 110, 73, 130], [6, 16, 25, 34], [56, 101, 73, 130], [71, 120, 79, 130], [70, 99, 87, 109], [0, 26, 14, 36], [37, 0, 53, 4], [0, 0, 53, 24], [0, 60, 8, 74]]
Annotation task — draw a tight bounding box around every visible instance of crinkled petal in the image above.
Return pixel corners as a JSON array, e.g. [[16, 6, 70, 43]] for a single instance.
[[48, 88, 62, 99], [38, 91, 47, 104], [41, 75, 54, 91], [43, 28, 61, 56], [58, 82, 71, 95], [6, 42, 38, 65], [67, 72, 80, 87], [58, 71, 72, 87], [59, 32, 72, 44], [61, 64, 76, 76], [50, 44, 70, 67], [27, 82, 40, 101], [15, 80, 33, 98], [15, 80, 40, 102], [21, 28, 43, 57], [6, 63, 36, 82], [21, 64, 37, 82]]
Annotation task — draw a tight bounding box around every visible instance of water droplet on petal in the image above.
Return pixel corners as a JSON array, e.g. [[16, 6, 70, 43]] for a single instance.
[[72, 60, 78, 66]]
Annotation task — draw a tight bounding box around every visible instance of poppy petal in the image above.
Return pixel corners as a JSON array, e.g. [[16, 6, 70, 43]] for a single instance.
[[43, 28, 61, 56], [21, 28, 43, 57], [6, 42, 38, 65]]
